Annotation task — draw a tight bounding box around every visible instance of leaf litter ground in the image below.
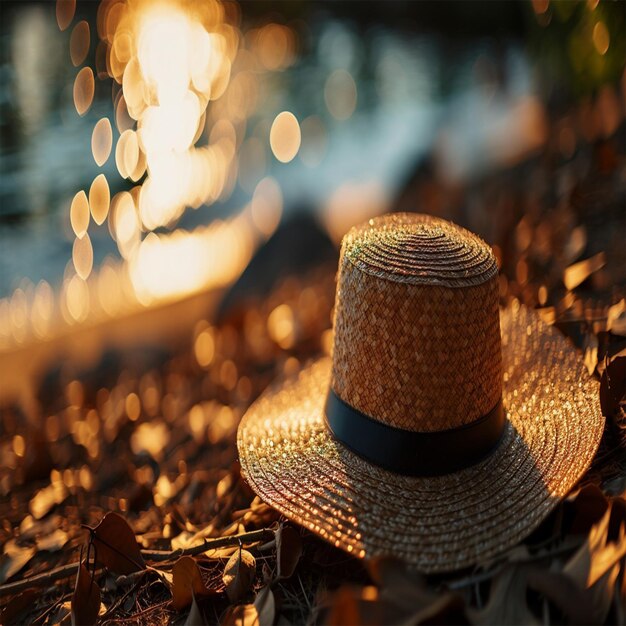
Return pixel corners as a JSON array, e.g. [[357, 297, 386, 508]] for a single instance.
[[1, 110, 626, 625]]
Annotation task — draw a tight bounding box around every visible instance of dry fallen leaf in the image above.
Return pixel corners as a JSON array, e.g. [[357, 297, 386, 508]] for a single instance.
[[37, 528, 69, 552], [0, 539, 36, 584], [91, 512, 146, 574], [565, 484, 609, 534], [607, 300, 626, 336], [253, 585, 275, 626], [185, 591, 207, 626], [29, 481, 68, 520], [204, 546, 238, 560], [221, 603, 259, 626], [563, 252, 606, 291], [50, 600, 73, 625], [600, 355, 626, 418], [19, 514, 61, 541], [220, 588, 274, 626], [321, 585, 408, 626], [583, 332, 599, 376], [368, 557, 438, 611], [172, 555, 214, 611], [469, 565, 539, 626], [71, 562, 101, 626], [0, 587, 38, 625], [367, 557, 466, 624], [223, 548, 256, 603], [562, 502, 626, 623], [527, 567, 596, 624], [276, 525, 302, 580]]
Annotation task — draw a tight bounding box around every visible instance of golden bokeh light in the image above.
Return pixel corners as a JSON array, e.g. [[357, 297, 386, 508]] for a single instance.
[[56, 0, 76, 32], [267, 304, 295, 349], [115, 129, 139, 179], [251, 177, 283, 237], [13, 435, 25, 458], [70, 190, 90, 238], [89, 174, 110, 225], [129, 149, 147, 182], [126, 393, 141, 421], [95, 0, 241, 236], [31, 281, 54, 338], [115, 94, 134, 133], [254, 23, 295, 71], [97, 260, 123, 317], [73, 67, 95, 116], [324, 69, 357, 121], [65, 275, 90, 322], [592, 21, 610, 55], [194, 328, 215, 367], [92, 118, 113, 167], [72, 233, 94, 280], [70, 20, 90, 67], [269, 111, 301, 163], [2, 0, 295, 349], [128, 213, 257, 305], [531, 0, 549, 15], [113, 191, 141, 259], [324, 181, 390, 245]]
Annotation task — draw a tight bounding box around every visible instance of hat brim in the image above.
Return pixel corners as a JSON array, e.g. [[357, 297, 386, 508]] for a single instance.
[[237, 304, 604, 572]]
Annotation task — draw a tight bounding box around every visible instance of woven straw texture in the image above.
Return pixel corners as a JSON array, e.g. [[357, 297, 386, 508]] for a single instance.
[[332, 214, 501, 431], [238, 303, 604, 572]]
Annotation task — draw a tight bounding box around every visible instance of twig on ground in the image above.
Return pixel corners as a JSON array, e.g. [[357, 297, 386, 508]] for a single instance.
[[0, 528, 274, 598]]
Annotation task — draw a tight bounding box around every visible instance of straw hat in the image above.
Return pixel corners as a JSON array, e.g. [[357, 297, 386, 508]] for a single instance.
[[237, 213, 604, 572]]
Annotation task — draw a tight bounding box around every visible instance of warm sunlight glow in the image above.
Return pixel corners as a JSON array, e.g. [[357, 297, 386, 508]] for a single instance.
[[270, 111, 301, 163], [104, 0, 238, 237], [92, 118, 113, 167]]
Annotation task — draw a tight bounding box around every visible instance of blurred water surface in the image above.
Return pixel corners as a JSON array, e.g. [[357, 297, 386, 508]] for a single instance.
[[0, 1, 544, 299]]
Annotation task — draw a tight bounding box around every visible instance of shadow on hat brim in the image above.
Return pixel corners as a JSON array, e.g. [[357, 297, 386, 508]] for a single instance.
[[237, 304, 605, 573]]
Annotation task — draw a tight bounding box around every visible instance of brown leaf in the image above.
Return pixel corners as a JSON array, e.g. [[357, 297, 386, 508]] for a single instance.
[[367, 557, 437, 611], [600, 355, 626, 418], [172, 556, 213, 611], [0, 588, 38, 625], [366, 558, 467, 624], [565, 484, 609, 535], [185, 591, 206, 626], [607, 299, 626, 336], [220, 588, 274, 626], [560, 502, 626, 623], [276, 526, 302, 580], [50, 600, 72, 625], [321, 585, 407, 626], [221, 604, 259, 626], [527, 567, 597, 625], [583, 333, 598, 375], [19, 514, 61, 541], [71, 562, 101, 626], [22, 432, 54, 482], [37, 528, 69, 552], [563, 252, 606, 291], [254, 585, 275, 626], [0, 539, 36, 584], [29, 481, 68, 520], [468, 565, 539, 626], [91, 512, 145, 575], [223, 548, 256, 603], [565, 502, 626, 588], [204, 546, 238, 560]]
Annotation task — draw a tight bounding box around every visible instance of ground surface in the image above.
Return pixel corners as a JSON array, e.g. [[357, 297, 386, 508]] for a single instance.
[[1, 103, 626, 625]]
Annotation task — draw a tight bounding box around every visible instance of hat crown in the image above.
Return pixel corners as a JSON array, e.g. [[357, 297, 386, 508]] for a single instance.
[[331, 213, 502, 432]]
